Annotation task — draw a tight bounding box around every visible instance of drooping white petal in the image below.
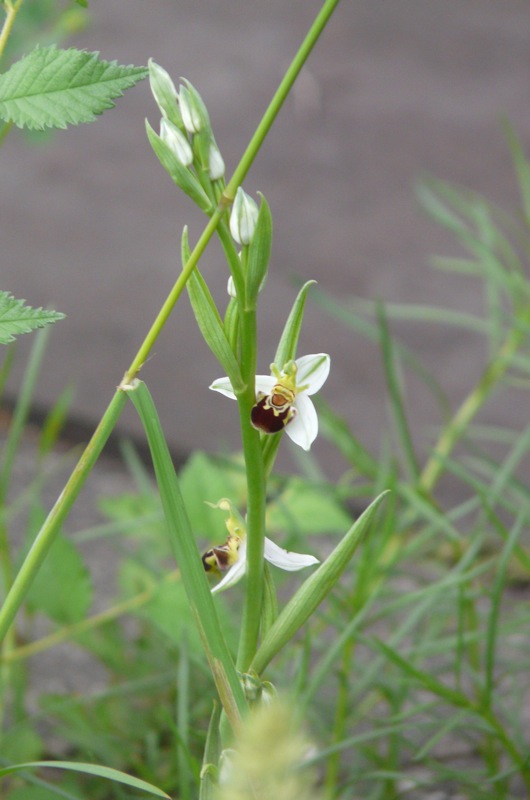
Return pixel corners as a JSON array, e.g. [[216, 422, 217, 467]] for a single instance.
[[284, 393, 318, 450], [264, 537, 319, 571], [295, 353, 330, 396], [211, 540, 247, 594], [254, 375, 276, 396], [209, 377, 236, 399]]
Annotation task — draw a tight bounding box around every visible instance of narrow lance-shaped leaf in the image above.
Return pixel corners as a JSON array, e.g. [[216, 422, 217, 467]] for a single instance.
[[0, 46, 147, 130], [503, 119, 530, 226], [199, 703, 222, 800], [0, 761, 171, 799], [182, 227, 245, 393], [274, 280, 317, 369], [123, 379, 247, 726], [0, 291, 64, 345], [251, 490, 389, 674], [376, 301, 420, 482], [245, 193, 272, 308]]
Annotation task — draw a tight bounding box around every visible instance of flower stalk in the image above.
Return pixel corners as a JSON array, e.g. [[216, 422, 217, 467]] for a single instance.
[[0, 0, 343, 655]]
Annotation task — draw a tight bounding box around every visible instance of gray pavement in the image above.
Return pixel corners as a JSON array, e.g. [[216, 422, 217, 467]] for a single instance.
[[3, 0, 530, 472]]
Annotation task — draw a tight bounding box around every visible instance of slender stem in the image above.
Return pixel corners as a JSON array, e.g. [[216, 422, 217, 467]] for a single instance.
[[123, 207, 225, 381], [0, 570, 181, 664], [0, 0, 23, 64], [222, 0, 342, 204], [419, 315, 530, 494], [0, 0, 343, 647], [0, 390, 128, 644]]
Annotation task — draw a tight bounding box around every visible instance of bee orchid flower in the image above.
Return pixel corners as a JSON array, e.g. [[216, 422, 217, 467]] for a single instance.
[[210, 353, 330, 451], [202, 499, 319, 594]]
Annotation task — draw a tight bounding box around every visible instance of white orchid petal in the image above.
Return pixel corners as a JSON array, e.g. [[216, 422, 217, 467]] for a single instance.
[[211, 540, 247, 594], [264, 537, 319, 571], [209, 377, 236, 399], [285, 394, 318, 450], [254, 375, 276, 395], [295, 353, 330, 396]]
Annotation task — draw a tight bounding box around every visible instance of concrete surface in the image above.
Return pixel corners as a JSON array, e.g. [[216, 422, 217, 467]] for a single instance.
[[3, 0, 530, 473]]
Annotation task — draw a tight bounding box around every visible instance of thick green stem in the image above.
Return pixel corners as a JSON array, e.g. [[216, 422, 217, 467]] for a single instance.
[[234, 306, 267, 671]]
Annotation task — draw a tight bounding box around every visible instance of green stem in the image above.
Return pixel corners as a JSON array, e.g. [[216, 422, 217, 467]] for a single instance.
[[222, 0, 342, 204], [0, 0, 342, 647], [234, 303, 267, 671], [0, 0, 23, 64], [0, 570, 181, 664], [0, 391, 127, 645], [419, 316, 530, 494]]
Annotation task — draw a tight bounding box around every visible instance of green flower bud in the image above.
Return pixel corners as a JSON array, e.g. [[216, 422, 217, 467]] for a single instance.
[[230, 187, 259, 245], [160, 118, 193, 167], [148, 59, 182, 127], [209, 139, 225, 180], [178, 81, 210, 134]]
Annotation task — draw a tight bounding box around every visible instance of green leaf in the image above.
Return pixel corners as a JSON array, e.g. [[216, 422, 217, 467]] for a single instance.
[[0, 761, 171, 798], [503, 120, 530, 224], [245, 193, 272, 307], [274, 280, 316, 368], [251, 490, 389, 674], [266, 477, 352, 536], [125, 563, 202, 651], [0, 291, 64, 344], [0, 46, 148, 130], [179, 451, 245, 538], [0, 723, 43, 764], [376, 301, 419, 481], [199, 704, 221, 800], [182, 228, 245, 392], [25, 531, 92, 624], [124, 380, 247, 726]]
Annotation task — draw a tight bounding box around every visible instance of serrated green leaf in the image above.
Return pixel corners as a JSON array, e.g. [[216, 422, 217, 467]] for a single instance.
[[25, 532, 92, 624], [0, 291, 64, 344], [0, 46, 148, 130]]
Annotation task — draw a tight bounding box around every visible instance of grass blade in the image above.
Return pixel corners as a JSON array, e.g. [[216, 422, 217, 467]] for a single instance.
[[124, 379, 246, 726]]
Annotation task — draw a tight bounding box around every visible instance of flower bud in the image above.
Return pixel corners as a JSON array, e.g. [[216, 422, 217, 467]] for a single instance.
[[148, 59, 181, 125], [178, 82, 210, 134], [209, 139, 225, 180], [230, 187, 259, 245], [227, 275, 237, 298], [160, 118, 193, 167]]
